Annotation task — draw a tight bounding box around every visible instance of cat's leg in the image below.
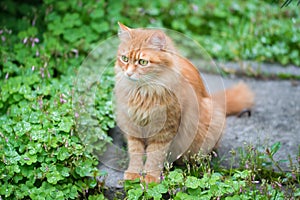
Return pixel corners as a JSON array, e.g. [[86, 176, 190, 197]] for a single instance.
[[143, 142, 170, 183], [124, 136, 145, 181]]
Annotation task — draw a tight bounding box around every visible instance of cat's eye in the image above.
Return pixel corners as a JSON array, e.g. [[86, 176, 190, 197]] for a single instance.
[[121, 55, 129, 63], [138, 59, 148, 66]]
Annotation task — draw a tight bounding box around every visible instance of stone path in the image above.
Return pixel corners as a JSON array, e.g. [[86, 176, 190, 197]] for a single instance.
[[218, 61, 300, 78], [206, 74, 300, 168]]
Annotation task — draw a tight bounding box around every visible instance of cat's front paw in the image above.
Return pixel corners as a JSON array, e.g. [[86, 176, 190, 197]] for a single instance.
[[124, 171, 140, 181], [143, 174, 160, 183]]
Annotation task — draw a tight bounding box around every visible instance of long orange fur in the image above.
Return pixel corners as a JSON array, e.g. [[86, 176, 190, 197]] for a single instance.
[[114, 23, 254, 183]]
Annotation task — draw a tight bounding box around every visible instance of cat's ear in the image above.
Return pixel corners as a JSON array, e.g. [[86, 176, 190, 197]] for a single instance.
[[118, 22, 131, 41], [148, 31, 166, 49]]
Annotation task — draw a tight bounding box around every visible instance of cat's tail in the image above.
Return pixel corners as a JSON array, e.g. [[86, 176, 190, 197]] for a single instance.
[[212, 82, 255, 116]]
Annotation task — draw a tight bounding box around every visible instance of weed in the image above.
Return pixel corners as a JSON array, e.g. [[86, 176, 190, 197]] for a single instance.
[[124, 142, 300, 199]]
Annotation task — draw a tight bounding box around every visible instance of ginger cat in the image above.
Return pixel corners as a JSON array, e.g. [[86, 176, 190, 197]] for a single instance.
[[114, 23, 254, 183]]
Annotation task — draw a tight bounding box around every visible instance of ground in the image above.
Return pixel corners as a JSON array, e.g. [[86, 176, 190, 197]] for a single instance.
[[219, 74, 300, 169]]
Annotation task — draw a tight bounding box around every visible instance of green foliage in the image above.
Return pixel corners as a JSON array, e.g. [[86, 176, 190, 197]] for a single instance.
[[47, 0, 299, 67], [0, 0, 115, 199], [116, 0, 300, 66], [125, 170, 286, 199], [0, 70, 107, 199], [125, 143, 300, 199]]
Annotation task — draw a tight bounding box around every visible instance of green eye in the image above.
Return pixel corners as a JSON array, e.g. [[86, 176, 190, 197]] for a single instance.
[[121, 55, 129, 62], [138, 59, 148, 66]]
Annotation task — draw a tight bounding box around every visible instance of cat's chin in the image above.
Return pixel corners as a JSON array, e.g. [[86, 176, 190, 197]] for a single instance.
[[125, 75, 140, 82]]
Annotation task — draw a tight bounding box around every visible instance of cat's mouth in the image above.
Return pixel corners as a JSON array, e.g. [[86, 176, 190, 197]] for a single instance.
[[124, 73, 140, 81]]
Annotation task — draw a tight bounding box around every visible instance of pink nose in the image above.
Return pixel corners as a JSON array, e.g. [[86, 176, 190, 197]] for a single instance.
[[126, 71, 133, 77]]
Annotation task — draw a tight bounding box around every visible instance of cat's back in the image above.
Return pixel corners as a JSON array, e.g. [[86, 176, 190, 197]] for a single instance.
[[173, 55, 208, 99]]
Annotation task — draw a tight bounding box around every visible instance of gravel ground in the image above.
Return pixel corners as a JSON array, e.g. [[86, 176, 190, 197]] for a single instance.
[[215, 74, 300, 169]]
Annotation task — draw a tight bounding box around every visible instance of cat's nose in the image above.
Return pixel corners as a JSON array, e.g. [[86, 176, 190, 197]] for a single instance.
[[125, 71, 133, 77]]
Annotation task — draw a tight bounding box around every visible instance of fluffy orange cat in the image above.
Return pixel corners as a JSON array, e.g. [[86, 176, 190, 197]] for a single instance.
[[114, 23, 254, 183]]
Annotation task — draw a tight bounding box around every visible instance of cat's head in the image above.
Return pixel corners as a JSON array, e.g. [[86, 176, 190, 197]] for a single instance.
[[116, 23, 175, 82]]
